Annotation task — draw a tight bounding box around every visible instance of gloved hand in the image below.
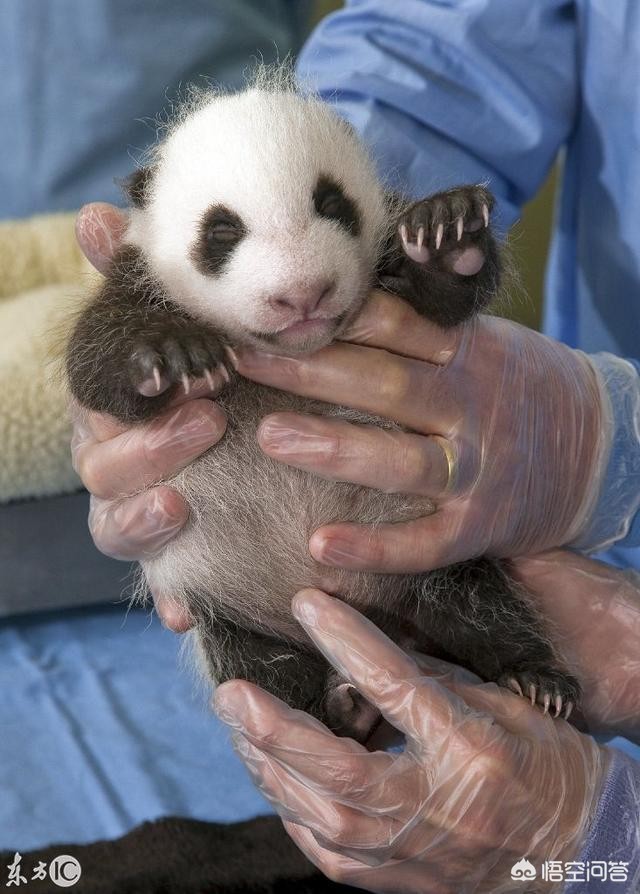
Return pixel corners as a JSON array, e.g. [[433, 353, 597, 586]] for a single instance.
[[512, 549, 640, 743], [72, 203, 225, 630], [214, 588, 610, 894], [232, 289, 609, 571]]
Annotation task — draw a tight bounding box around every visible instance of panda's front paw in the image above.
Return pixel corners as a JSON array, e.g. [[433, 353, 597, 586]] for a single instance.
[[398, 185, 494, 276], [498, 667, 581, 720], [129, 325, 228, 398]]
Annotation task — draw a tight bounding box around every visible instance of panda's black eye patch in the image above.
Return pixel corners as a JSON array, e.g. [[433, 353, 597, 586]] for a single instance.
[[313, 175, 361, 236], [191, 204, 247, 276]]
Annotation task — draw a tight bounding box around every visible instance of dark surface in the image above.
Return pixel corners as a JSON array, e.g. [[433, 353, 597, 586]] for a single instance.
[[1, 815, 353, 894], [0, 490, 129, 617]]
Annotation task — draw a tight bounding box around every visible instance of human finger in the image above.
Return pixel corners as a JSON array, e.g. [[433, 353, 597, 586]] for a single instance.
[[88, 487, 189, 560], [291, 590, 495, 747], [152, 591, 194, 633], [282, 822, 367, 887], [283, 821, 438, 893], [339, 288, 460, 364], [230, 342, 457, 433], [257, 413, 450, 498], [231, 733, 406, 854], [217, 681, 428, 842], [214, 680, 394, 794], [512, 550, 640, 739], [72, 372, 226, 445], [408, 654, 556, 739], [73, 399, 226, 500], [75, 202, 128, 274], [309, 508, 474, 573]]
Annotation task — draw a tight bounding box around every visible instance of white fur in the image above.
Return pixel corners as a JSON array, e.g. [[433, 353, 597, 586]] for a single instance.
[[127, 84, 388, 352], [125, 74, 437, 697]]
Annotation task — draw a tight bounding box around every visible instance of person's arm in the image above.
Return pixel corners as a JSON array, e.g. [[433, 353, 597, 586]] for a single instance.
[[213, 586, 640, 894], [571, 751, 640, 894], [511, 550, 640, 744], [298, 0, 579, 229], [573, 353, 640, 550], [297, 0, 640, 555]]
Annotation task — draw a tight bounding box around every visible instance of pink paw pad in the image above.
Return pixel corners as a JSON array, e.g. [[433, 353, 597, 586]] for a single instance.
[[449, 245, 485, 276], [138, 367, 170, 396]]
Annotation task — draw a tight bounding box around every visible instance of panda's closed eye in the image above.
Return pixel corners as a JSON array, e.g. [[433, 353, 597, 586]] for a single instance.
[[192, 204, 247, 276], [313, 175, 361, 236]]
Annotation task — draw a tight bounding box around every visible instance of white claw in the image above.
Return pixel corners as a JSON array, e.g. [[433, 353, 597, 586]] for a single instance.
[[181, 373, 191, 395], [555, 695, 563, 718], [152, 366, 162, 393], [508, 677, 524, 697], [219, 364, 231, 383], [435, 222, 444, 250], [529, 683, 537, 707], [456, 216, 464, 241], [543, 693, 551, 715], [204, 369, 216, 390], [399, 223, 409, 248], [482, 203, 490, 228], [417, 226, 425, 250], [564, 701, 574, 721]]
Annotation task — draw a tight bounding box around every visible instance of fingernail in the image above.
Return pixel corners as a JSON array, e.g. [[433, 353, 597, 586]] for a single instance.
[[137, 492, 187, 550], [291, 593, 319, 627], [231, 347, 290, 374], [226, 346, 258, 370], [214, 692, 245, 730], [258, 418, 326, 457], [76, 204, 127, 274], [155, 595, 193, 633], [310, 535, 364, 567], [110, 491, 186, 559], [148, 404, 223, 457]]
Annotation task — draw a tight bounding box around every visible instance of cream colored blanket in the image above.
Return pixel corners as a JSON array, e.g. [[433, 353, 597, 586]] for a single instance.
[[0, 213, 99, 502]]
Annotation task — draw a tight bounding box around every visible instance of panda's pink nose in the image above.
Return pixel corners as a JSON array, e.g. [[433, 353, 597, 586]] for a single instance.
[[268, 279, 335, 316]]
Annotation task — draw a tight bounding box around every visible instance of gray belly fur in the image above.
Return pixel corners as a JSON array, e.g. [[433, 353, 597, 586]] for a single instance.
[[139, 376, 434, 645]]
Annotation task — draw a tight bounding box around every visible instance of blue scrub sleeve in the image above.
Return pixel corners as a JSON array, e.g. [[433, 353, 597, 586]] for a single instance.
[[298, 0, 578, 229], [1, 0, 313, 219], [299, 1, 640, 551], [574, 355, 640, 551], [571, 750, 640, 893]]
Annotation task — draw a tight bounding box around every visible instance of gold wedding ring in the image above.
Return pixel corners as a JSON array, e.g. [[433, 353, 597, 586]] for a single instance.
[[437, 437, 458, 495]]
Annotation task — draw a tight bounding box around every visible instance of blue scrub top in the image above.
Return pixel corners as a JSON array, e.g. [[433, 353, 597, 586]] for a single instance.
[[298, 0, 640, 564], [0, 0, 311, 218], [1, 0, 637, 561]]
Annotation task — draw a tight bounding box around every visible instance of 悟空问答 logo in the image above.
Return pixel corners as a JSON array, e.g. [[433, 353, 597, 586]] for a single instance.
[[511, 858, 537, 882]]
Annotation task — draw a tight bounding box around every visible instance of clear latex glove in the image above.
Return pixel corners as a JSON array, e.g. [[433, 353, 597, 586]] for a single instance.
[[71, 203, 226, 630], [231, 290, 610, 572], [215, 589, 609, 894], [512, 549, 640, 743]]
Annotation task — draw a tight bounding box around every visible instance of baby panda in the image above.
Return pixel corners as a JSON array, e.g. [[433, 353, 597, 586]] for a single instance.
[[67, 71, 580, 741]]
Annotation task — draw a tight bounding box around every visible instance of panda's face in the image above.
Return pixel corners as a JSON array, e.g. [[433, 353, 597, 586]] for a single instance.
[[126, 88, 388, 355]]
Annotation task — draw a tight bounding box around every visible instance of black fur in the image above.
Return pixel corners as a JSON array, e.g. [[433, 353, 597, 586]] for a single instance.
[[68, 247, 226, 422], [196, 558, 580, 738], [313, 175, 361, 236], [191, 204, 248, 276], [66, 183, 581, 739], [122, 166, 154, 209]]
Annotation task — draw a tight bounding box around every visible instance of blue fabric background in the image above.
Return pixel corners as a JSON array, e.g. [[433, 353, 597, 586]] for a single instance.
[[0, 605, 273, 851]]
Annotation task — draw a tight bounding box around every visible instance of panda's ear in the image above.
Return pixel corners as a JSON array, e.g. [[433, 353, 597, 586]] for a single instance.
[[119, 166, 154, 208]]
